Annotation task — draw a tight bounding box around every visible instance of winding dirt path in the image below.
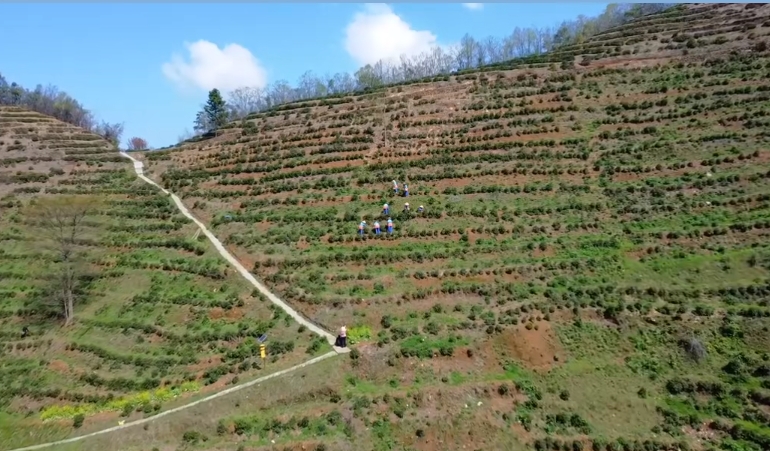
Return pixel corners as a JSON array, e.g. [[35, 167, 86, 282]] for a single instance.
[[118, 152, 344, 349], [4, 153, 350, 451]]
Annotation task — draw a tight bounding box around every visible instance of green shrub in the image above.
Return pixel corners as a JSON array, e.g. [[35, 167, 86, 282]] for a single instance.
[[73, 413, 85, 428]]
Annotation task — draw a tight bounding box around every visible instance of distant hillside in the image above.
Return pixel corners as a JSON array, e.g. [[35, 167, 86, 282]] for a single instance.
[[0, 77, 126, 147]]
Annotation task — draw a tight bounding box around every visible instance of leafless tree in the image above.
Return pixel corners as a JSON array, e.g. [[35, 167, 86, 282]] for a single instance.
[[26, 196, 102, 326], [227, 86, 265, 119], [93, 121, 124, 147], [182, 2, 673, 140], [126, 137, 149, 151], [266, 80, 295, 106], [296, 71, 328, 99], [483, 36, 502, 64], [456, 33, 476, 70], [330, 72, 356, 94]]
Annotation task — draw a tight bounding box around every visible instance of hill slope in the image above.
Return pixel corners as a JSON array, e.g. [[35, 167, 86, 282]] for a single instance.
[[4, 3, 770, 451], [143, 1, 770, 328], [0, 107, 322, 450], [128, 3, 770, 451]]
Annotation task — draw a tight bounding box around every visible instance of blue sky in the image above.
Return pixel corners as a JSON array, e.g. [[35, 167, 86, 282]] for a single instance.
[[0, 3, 608, 148]]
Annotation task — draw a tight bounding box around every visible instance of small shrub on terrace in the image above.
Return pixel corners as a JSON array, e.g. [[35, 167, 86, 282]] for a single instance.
[[424, 321, 441, 335], [182, 430, 203, 444], [73, 413, 84, 428], [307, 337, 325, 354]]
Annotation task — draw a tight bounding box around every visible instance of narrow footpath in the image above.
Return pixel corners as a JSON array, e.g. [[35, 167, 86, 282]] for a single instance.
[[9, 352, 338, 451], [118, 152, 346, 352], [5, 153, 350, 451]]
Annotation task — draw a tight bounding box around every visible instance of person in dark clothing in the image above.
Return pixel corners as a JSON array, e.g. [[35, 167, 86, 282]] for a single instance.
[[336, 325, 347, 348], [21, 326, 29, 338]]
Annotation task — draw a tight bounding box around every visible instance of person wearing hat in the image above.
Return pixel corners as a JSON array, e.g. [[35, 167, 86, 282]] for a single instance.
[[417, 205, 424, 213], [403, 202, 410, 212], [358, 221, 366, 235], [373, 221, 381, 235], [383, 203, 389, 216], [387, 218, 394, 234]]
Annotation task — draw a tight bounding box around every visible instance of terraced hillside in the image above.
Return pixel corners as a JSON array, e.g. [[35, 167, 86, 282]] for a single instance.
[[0, 107, 324, 450], [113, 3, 770, 451], [144, 2, 770, 328]]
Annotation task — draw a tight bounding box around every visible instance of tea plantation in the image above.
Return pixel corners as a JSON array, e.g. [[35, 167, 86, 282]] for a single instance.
[[4, 3, 770, 451]]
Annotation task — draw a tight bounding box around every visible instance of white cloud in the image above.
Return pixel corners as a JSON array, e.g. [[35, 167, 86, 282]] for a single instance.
[[344, 4, 439, 67], [161, 40, 268, 93], [462, 3, 484, 11]]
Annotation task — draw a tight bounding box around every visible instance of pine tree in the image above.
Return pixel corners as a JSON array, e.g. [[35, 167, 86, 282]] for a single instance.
[[202, 89, 228, 134]]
